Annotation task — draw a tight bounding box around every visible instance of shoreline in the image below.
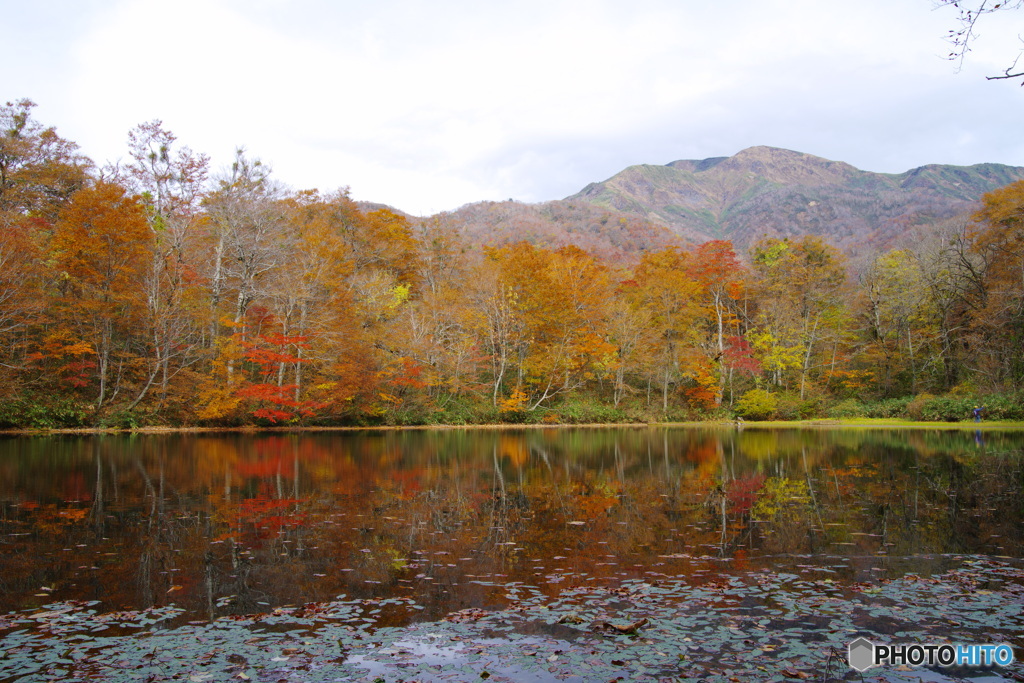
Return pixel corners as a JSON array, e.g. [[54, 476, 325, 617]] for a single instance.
[[2, 417, 1023, 436]]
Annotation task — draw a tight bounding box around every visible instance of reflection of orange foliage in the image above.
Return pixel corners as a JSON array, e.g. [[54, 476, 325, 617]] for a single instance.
[[565, 481, 619, 523], [684, 439, 720, 472], [576, 493, 615, 520], [498, 435, 529, 467], [27, 505, 90, 534], [189, 438, 241, 482]]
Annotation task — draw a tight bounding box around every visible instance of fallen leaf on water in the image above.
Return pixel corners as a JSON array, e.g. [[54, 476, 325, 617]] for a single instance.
[[30, 610, 71, 620], [591, 618, 649, 634], [782, 668, 812, 679]]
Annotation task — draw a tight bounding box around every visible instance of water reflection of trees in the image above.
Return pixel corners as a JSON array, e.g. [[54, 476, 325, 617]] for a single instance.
[[0, 428, 1021, 621]]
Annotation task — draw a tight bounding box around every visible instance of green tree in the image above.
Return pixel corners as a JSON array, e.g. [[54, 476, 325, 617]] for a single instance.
[[859, 248, 938, 395], [750, 236, 849, 398]]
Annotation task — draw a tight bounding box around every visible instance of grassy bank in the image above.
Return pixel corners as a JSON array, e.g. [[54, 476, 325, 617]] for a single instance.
[[725, 417, 1024, 429]]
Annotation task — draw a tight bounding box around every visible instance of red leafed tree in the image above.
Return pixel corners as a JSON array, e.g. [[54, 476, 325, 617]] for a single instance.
[[376, 356, 431, 414], [235, 332, 321, 423], [724, 336, 761, 376]]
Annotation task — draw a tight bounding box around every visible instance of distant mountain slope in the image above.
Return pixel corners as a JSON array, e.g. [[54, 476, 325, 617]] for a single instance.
[[566, 146, 1024, 251], [436, 199, 687, 262]]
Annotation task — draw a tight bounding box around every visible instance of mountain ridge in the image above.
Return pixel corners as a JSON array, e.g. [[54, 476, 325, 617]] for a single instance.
[[424, 147, 1024, 259], [563, 146, 1024, 251]]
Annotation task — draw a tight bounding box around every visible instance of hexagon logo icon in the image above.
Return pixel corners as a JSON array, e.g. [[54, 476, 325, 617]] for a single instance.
[[848, 637, 875, 672]]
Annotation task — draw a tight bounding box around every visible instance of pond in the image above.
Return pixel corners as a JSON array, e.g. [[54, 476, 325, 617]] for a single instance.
[[1, 426, 1023, 681]]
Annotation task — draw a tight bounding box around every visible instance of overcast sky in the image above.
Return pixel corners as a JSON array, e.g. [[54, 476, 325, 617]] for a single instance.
[[5, 0, 1024, 215]]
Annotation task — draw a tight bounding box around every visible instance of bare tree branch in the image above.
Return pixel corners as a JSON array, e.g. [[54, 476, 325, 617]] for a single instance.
[[936, 0, 1024, 83], [985, 53, 1024, 81]]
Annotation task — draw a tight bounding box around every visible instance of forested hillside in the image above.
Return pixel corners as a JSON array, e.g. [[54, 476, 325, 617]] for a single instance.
[[569, 146, 1024, 252], [434, 199, 686, 262], [2, 100, 1023, 428]]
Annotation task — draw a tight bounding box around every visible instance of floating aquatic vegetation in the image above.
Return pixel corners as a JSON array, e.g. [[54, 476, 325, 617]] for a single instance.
[[2, 556, 1021, 682]]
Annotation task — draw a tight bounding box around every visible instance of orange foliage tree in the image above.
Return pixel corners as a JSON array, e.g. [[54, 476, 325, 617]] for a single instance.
[[50, 181, 153, 409], [631, 247, 703, 412], [481, 243, 616, 410], [969, 180, 1024, 389]]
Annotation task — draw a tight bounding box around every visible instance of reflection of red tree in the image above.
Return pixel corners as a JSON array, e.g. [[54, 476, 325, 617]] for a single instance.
[[388, 468, 423, 496], [232, 436, 312, 479], [253, 436, 295, 457], [727, 474, 766, 516], [62, 471, 91, 502], [234, 459, 290, 479], [729, 475, 770, 518], [733, 547, 751, 572], [222, 496, 307, 543]]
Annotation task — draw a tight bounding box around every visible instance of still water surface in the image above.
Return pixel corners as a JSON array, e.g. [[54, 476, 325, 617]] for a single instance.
[[1, 426, 1022, 626]]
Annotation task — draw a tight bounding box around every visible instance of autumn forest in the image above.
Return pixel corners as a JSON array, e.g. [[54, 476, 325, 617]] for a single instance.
[[2, 99, 1023, 429]]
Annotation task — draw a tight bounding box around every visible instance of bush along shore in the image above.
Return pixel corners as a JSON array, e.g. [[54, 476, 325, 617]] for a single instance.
[[2, 389, 1023, 431]]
